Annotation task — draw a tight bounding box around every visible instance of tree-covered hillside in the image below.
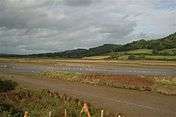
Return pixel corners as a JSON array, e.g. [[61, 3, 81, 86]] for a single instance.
[[1, 32, 175, 58], [119, 32, 176, 51]]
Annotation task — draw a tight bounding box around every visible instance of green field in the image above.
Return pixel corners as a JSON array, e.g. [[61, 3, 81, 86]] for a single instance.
[[107, 49, 176, 61], [159, 48, 176, 55], [126, 48, 176, 56], [83, 55, 110, 60], [126, 49, 153, 55], [145, 55, 176, 60]]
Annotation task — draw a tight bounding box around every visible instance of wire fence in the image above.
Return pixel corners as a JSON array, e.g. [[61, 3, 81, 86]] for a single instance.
[[23, 102, 123, 117]]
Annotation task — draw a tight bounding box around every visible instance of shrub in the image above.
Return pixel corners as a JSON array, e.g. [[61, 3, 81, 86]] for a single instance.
[[0, 103, 23, 117], [0, 79, 18, 92], [128, 55, 136, 60], [128, 55, 145, 60], [109, 53, 120, 60]]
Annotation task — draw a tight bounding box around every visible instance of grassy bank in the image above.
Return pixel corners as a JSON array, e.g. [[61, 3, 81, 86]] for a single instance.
[[1, 79, 117, 117], [0, 88, 103, 117]]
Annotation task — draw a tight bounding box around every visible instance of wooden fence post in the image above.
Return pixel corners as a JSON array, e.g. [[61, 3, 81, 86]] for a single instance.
[[80, 102, 91, 117], [24, 111, 29, 117], [49, 111, 52, 117], [64, 109, 67, 117], [101, 110, 104, 117], [116, 113, 122, 117]]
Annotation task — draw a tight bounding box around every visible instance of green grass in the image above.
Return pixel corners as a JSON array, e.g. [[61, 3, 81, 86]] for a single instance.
[[126, 49, 153, 55], [0, 87, 103, 117], [125, 48, 176, 56], [116, 55, 129, 60], [0, 75, 117, 117], [145, 55, 176, 61], [108, 53, 176, 61], [159, 48, 176, 55], [83, 55, 110, 60], [108, 49, 176, 61]]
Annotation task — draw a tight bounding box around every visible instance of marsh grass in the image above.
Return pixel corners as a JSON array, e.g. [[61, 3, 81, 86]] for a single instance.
[[39, 71, 176, 95], [40, 71, 82, 82], [153, 76, 176, 95]]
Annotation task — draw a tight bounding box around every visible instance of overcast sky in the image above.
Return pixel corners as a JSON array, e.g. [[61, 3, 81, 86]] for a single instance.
[[0, 0, 176, 54]]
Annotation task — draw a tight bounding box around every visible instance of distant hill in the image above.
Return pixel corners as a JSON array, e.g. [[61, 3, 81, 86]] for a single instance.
[[16, 44, 121, 58], [1, 32, 176, 58], [119, 32, 176, 51]]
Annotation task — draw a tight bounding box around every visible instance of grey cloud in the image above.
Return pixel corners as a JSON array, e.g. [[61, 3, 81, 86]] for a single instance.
[[0, 0, 65, 29], [99, 20, 136, 41], [63, 0, 93, 6], [0, 10, 27, 29], [0, 0, 175, 54]]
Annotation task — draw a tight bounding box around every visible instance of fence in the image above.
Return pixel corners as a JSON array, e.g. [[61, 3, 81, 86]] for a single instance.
[[23, 102, 123, 117]]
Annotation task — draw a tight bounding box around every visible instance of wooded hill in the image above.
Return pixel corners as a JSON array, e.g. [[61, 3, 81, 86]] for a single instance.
[[1, 32, 176, 58]]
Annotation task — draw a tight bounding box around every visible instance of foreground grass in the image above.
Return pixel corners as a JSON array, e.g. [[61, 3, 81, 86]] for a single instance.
[[39, 71, 176, 95], [0, 88, 105, 117], [0, 80, 103, 117]]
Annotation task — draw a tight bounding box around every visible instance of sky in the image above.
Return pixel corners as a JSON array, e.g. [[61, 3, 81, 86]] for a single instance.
[[0, 0, 176, 54]]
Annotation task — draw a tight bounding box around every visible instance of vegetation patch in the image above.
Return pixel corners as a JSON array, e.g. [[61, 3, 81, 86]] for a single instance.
[[0, 79, 17, 92], [0, 81, 116, 117], [40, 71, 82, 82], [126, 49, 153, 55], [39, 71, 176, 95], [153, 76, 176, 95], [0, 74, 123, 117], [0, 88, 105, 117], [159, 48, 176, 56]]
